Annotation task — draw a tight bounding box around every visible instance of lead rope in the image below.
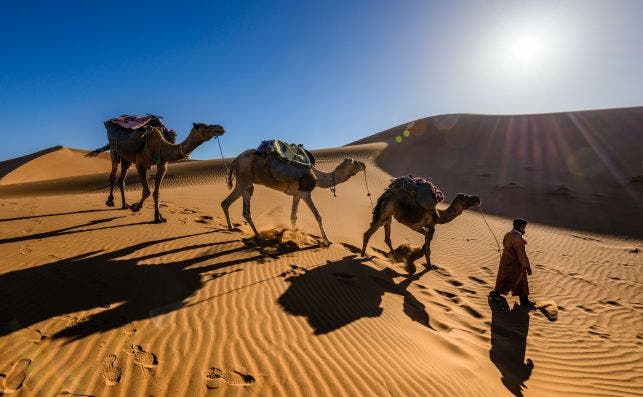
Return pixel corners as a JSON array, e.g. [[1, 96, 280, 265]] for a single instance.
[[330, 172, 337, 197], [363, 169, 373, 206], [478, 205, 501, 260], [216, 136, 229, 176]]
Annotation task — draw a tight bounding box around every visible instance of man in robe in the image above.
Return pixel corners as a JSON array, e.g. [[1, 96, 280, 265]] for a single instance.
[[489, 218, 535, 308]]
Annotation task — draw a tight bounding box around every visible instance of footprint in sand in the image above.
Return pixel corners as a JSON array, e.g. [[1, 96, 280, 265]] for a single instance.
[[446, 279, 463, 287], [195, 215, 215, 224], [206, 367, 255, 389], [124, 345, 158, 370], [101, 354, 122, 386], [279, 264, 309, 279], [1, 358, 31, 393], [18, 327, 45, 343], [468, 276, 488, 285], [435, 289, 461, 304], [460, 304, 484, 319]]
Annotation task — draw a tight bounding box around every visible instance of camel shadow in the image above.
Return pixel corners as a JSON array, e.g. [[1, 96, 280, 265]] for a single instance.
[[0, 215, 157, 245], [0, 208, 117, 223], [277, 255, 432, 335], [489, 297, 534, 397], [0, 230, 309, 342]]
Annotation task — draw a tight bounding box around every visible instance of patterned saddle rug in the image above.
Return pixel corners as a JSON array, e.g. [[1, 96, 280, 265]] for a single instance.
[[104, 114, 176, 153], [257, 139, 315, 183], [257, 139, 314, 168], [391, 175, 445, 209]]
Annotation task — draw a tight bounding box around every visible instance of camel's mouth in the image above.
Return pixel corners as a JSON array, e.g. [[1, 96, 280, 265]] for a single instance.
[[470, 196, 481, 206], [357, 161, 366, 171]]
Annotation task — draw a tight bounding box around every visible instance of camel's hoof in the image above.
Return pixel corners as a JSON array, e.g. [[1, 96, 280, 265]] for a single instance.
[[106, 200, 115, 207], [320, 240, 331, 248], [129, 204, 141, 212], [121, 205, 129, 210], [153, 217, 167, 224]]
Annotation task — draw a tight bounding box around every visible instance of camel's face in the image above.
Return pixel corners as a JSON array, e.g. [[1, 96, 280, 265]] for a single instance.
[[191, 123, 225, 141], [342, 158, 366, 172], [454, 193, 481, 208]]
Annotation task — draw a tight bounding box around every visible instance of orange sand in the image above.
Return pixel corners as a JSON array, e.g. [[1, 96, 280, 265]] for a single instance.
[[0, 108, 641, 396]]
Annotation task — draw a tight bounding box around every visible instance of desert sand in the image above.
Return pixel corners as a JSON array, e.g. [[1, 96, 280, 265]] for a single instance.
[[0, 108, 641, 396]]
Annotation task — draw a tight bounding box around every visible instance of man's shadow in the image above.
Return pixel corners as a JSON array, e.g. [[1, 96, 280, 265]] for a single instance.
[[277, 255, 432, 334], [489, 297, 534, 397]]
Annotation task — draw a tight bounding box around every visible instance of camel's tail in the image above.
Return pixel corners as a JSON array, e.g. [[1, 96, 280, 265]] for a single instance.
[[84, 144, 110, 158], [371, 186, 392, 225], [226, 157, 238, 189]]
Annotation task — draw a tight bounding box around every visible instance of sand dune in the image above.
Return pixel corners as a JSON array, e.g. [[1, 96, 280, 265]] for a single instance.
[[0, 108, 641, 396], [0, 146, 111, 186], [352, 106, 643, 237]]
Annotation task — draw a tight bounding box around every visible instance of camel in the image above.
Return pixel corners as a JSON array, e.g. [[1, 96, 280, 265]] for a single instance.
[[87, 123, 224, 223], [361, 177, 480, 268], [222, 148, 366, 246]]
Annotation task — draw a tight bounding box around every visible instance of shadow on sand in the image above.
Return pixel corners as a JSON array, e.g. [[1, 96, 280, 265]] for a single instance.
[[0, 208, 118, 223], [0, 228, 312, 342], [278, 254, 433, 334], [489, 297, 534, 397]]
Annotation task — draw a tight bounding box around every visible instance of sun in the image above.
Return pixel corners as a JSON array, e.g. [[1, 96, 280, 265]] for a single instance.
[[505, 33, 545, 67]]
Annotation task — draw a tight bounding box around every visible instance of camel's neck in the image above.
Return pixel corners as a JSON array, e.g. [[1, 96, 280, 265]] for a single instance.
[[147, 133, 191, 163], [436, 203, 465, 224], [180, 131, 205, 155], [312, 164, 358, 188]]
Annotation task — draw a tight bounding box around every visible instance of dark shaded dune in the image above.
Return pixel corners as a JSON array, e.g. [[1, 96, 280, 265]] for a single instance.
[[350, 107, 643, 237], [0, 146, 64, 180]]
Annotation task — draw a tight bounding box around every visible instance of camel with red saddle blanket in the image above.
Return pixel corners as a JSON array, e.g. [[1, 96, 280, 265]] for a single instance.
[[86, 114, 224, 223]]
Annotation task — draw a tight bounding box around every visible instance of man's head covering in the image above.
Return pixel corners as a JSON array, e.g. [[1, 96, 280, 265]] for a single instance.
[[513, 218, 528, 229]]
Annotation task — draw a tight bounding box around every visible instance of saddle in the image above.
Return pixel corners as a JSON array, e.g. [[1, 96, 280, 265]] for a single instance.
[[104, 114, 176, 153], [391, 175, 445, 209], [257, 139, 315, 183]]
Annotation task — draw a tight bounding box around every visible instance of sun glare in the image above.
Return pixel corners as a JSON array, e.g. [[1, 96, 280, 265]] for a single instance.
[[508, 34, 544, 65]]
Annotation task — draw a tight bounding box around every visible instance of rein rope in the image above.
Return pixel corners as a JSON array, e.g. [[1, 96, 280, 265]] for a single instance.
[[216, 136, 229, 177], [478, 205, 501, 259], [330, 172, 337, 197], [363, 169, 373, 206]]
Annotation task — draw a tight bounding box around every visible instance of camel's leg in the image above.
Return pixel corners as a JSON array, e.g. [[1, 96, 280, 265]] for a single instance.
[[423, 223, 436, 270], [301, 191, 330, 246], [130, 164, 150, 213], [241, 186, 260, 238], [221, 183, 244, 230], [106, 156, 118, 207], [384, 219, 394, 252], [152, 163, 168, 223], [290, 193, 301, 230], [361, 218, 386, 256], [118, 159, 132, 209], [362, 199, 396, 256]]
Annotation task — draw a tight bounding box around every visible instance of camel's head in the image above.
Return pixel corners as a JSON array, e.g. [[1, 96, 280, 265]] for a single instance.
[[453, 193, 481, 209], [340, 158, 366, 174], [190, 123, 225, 142]]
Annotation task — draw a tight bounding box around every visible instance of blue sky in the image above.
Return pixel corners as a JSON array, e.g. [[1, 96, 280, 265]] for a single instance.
[[1, 0, 641, 161]]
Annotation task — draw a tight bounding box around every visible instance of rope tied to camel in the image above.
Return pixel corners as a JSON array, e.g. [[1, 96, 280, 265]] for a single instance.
[[363, 169, 373, 206], [478, 205, 502, 260], [330, 172, 337, 197], [216, 136, 229, 178]]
